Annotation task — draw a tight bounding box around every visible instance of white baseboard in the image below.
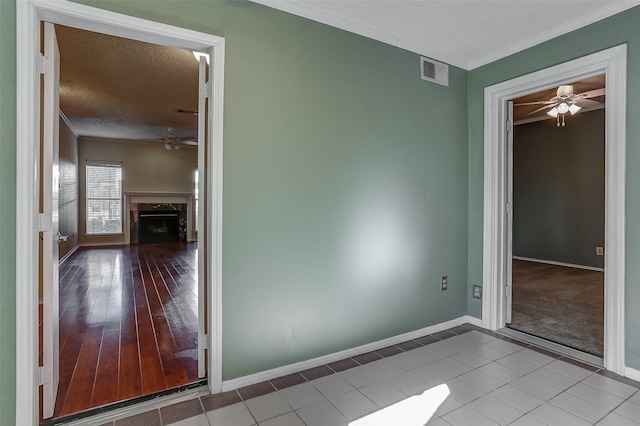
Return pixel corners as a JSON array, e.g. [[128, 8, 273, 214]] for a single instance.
[[624, 366, 640, 382], [513, 256, 604, 272], [59, 245, 79, 265], [222, 316, 476, 391], [78, 242, 127, 248], [464, 315, 482, 327]]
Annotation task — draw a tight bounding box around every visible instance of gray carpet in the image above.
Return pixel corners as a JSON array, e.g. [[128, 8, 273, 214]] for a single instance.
[[508, 259, 604, 357]]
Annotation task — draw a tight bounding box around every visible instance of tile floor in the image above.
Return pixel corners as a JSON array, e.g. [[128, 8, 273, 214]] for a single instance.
[[97, 324, 640, 426]]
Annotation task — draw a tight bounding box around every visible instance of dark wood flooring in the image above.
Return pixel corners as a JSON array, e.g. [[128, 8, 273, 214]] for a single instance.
[[509, 259, 604, 357], [46, 243, 200, 420]]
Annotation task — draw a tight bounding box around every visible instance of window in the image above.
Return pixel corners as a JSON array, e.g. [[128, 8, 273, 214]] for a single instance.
[[86, 163, 123, 235], [194, 168, 199, 232]]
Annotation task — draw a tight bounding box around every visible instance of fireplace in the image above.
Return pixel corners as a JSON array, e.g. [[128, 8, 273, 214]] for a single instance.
[[138, 210, 180, 244], [128, 197, 189, 244]]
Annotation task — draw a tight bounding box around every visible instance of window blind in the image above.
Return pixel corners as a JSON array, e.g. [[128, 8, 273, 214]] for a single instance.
[[86, 164, 123, 235]]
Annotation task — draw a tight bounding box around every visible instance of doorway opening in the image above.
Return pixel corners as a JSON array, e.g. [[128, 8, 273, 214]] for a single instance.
[[481, 45, 627, 375], [16, 2, 225, 425], [507, 77, 606, 358]]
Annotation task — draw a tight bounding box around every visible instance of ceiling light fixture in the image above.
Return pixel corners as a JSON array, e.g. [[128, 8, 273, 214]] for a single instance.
[[164, 140, 180, 151], [548, 101, 582, 127]]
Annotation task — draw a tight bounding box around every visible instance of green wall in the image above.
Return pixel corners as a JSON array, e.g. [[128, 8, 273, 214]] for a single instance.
[[513, 109, 605, 268], [467, 6, 640, 368], [0, 0, 17, 423], [1, 1, 469, 422]]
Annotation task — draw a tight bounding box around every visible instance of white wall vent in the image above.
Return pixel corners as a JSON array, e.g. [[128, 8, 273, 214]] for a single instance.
[[420, 56, 449, 86]]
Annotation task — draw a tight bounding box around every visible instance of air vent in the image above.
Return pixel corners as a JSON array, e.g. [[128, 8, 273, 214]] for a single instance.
[[420, 56, 449, 87]]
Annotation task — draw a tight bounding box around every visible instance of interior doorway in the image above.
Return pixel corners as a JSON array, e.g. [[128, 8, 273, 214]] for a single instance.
[[481, 45, 627, 375], [41, 24, 207, 422], [506, 81, 606, 357], [15, 2, 225, 425]]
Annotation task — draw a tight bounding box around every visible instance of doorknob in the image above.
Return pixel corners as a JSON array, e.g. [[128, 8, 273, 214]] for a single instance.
[[57, 232, 69, 243]]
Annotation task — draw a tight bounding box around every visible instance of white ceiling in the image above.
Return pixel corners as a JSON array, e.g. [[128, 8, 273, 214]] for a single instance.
[[57, 1, 638, 143], [250, 0, 640, 70]]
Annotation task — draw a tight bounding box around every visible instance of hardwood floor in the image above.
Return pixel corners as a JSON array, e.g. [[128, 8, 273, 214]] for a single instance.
[[47, 243, 200, 420]]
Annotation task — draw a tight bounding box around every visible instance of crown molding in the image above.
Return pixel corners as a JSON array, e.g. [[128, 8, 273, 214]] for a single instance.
[[251, 0, 640, 71], [249, 0, 468, 69], [467, 1, 640, 69]]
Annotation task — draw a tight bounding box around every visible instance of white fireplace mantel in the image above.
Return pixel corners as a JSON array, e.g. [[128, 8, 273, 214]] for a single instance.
[[126, 192, 192, 205]]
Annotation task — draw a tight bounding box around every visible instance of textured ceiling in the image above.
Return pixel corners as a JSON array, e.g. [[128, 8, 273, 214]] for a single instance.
[[251, 0, 640, 70], [56, 25, 200, 143]]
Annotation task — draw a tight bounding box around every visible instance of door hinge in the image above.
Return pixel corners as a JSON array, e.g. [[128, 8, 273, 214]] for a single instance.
[[199, 82, 210, 99], [39, 213, 52, 232], [39, 54, 51, 75], [505, 285, 512, 298], [198, 333, 209, 348], [506, 202, 512, 215], [38, 365, 52, 386], [506, 119, 513, 133]]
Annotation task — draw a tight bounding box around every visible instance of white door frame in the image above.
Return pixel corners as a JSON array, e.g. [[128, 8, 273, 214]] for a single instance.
[[481, 45, 627, 375], [16, 1, 225, 424]]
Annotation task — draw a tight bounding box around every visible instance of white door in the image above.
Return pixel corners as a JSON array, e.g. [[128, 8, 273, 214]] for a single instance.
[[505, 100, 514, 324], [197, 54, 209, 378], [41, 21, 61, 419]]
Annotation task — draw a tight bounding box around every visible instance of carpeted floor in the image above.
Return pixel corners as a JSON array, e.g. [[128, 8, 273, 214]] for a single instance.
[[508, 259, 604, 357]]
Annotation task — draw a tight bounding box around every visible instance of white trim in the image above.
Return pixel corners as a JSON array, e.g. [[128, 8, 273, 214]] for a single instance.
[[512, 256, 604, 272], [58, 245, 79, 265], [16, 1, 225, 423], [464, 315, 483, 328], [77, 242, 128, 248], [624, 366, 640, 382], [482, 45, 626, 375], [249, 0, 468, 69], [467, 2, 640, 70], [222, 316, 472, 391], [58, 109, 78, 137], [250, 0, 640, 71]]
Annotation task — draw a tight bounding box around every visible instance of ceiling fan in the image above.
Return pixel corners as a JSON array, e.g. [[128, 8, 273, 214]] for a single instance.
[[514, 85, 605, 127], [159, 127, 197, 150]]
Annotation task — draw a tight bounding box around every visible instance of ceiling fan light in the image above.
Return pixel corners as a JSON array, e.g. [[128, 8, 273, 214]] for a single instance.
[[192, 51, 210, 64], [547, 107, 559, 118], [557, 102, 570, 114], [569, 104, 582, 115], [165, 141, 172, 151]]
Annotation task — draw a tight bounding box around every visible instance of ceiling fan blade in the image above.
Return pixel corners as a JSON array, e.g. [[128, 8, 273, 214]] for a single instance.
[[514, 101, 554, 106], [181, 140, 198, 146], [576, 99, 603, 108], [526, 104, 554, 116], [577, 88, 606, 99]]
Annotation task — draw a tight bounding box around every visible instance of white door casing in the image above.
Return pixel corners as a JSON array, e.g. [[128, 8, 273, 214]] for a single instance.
[[197, 54, 209, 378], [16, 1, 225, 424], [482, 45, 627, 374], [41, 21, 61, 419], [505, 100, 513, 325]]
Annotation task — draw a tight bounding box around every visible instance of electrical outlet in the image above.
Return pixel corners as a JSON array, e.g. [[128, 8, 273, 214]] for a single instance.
[[441, 276, 448, 291], [596, 246, 604, 256], [473, 284, 482, 299]]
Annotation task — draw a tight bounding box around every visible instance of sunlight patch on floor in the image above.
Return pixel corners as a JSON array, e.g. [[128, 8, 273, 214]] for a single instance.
[[349, 384, 450, 426]]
